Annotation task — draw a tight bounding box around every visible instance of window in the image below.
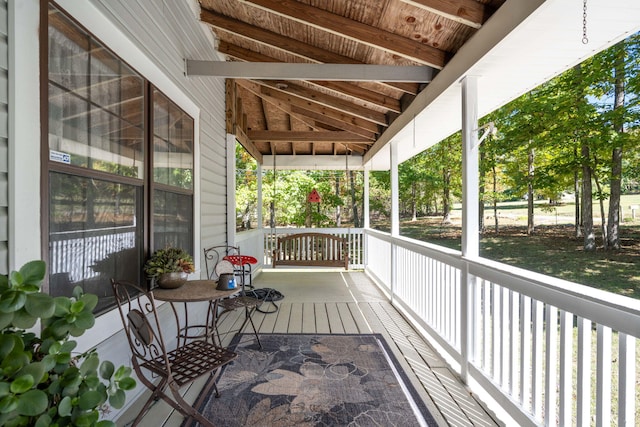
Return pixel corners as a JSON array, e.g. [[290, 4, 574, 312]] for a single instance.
[[46, 4, 194, 314]]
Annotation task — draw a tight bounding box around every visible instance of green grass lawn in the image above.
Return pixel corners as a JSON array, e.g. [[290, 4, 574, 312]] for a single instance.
[[375, 194, 640, 298]]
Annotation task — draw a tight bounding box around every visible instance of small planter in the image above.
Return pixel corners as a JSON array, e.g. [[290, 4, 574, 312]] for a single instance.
[[157, 271, 188, 289]]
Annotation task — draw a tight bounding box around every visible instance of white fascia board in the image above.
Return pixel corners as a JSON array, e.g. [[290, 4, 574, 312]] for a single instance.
[[262, 155, 364, 171], [186, 61, 434, 83]]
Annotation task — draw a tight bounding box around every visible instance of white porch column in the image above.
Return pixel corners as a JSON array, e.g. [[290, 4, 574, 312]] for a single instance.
[[460, 76, 480, 383], [257, 163, 263, 229], [226, 134, 236, 246], [363, 165, 370, 268], [390, 140, 399, 300], [363, 166, 370, 230], [390, 141, 400, 237]]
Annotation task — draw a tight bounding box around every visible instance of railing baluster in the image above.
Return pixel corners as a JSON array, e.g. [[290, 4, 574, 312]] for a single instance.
[[532, 299, 544, 420], [619, 332, 636, 427], [596, 324, 612, 427], [520, 295, 532, 411], [544, 305, 558, 426], [492, 284, 501, 382], [501, 286, 509, 389], [576, 316, 591, 427], [510, 290, 519, 397], [559, 310, 573, 426]]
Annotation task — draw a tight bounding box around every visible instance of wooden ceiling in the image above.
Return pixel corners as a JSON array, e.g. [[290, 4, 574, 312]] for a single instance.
[[198, 0, 505, 161]]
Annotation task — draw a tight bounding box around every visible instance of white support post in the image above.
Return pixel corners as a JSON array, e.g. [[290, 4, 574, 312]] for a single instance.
[[363, 166, 370, 268], [460, 76, 479, 383], [226, 134, 236, 247], [461, 76, 480, 258], [390, 141, 399, 237], [363, 166, 370, 230], [390, 141, 399, 301], [257, 163, 263, 229]]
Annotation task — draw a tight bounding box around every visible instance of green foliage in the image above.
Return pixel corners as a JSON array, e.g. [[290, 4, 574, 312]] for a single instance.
[[143, 247, 195, 279], [0, 260, 136, 427]]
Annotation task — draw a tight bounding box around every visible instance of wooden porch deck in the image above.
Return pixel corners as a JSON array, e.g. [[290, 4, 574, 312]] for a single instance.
[[119, 270, 502, 427]]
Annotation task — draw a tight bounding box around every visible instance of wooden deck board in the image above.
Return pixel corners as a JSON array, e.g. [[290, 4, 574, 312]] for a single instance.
[[118, 270, 502, 427], [301, 302, 316, 333], [326, 303, 344, 333], [314, 302, 331, 333]]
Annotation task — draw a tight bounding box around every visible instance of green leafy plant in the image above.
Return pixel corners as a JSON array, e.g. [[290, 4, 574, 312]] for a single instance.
[[0, 260, 136, 427], [143, 247, 195, 279]]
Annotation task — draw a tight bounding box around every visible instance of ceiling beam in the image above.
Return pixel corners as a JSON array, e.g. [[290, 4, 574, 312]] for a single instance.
[[247, 130, 374, 143], [291, 106, 377, 141], [186, 60, 433, 83], [262, 154, 365, 171], [235, 79, 378, 140], [256, 80, 388, 126], [200, 8, 419, 95], [239, 0, 447, 68], [400, 0, 486, 29], [260, 86, 380, 134], [218, 41, 402, 113]]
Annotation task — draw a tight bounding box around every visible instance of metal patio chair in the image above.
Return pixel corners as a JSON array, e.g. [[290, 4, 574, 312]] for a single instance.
[[203, 245, 263, 348], [111, 279, 237, 427]]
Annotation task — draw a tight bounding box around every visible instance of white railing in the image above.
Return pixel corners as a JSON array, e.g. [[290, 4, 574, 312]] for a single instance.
[[260, 227, 364, 268], [365, 228, 640, 427]]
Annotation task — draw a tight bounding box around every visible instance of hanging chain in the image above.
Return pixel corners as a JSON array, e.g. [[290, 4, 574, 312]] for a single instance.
[[582, 0, 589, 44]]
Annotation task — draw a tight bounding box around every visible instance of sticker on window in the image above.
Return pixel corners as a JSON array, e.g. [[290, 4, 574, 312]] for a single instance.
[[50, 150, 71, 164]]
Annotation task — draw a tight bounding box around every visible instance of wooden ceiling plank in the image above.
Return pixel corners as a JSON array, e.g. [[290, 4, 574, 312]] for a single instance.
[[219, 42, 402, 112], [203, 10, 419, 95], [312, 81, 401, 114], [247, 130, 372, 143], [236, 79, 322, 131], [261, 87, 380, 134], [237, 79, 378, 140], [240, 0, 447, 68], [257, 80, 388, 126], [400, 0, 485, 29], [292, 106, 377, 140]]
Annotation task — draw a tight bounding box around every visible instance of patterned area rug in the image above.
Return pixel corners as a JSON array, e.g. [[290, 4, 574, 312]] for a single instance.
[[193, 334, 438, 426]]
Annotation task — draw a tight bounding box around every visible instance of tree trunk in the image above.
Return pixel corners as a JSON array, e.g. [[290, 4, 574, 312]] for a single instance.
[[582, 144, 596, 251], [349, 171, 360, 228], [527, 146, 535, 236], [594, 170, 607, 249], [335, 174, 341, 227], [442, 167, 451, 224], [607, 44, 625, 250], [411, 181, 417, 221]]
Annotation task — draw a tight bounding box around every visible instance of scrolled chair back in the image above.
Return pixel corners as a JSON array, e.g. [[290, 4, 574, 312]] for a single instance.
[[111, 279, 168, 367]]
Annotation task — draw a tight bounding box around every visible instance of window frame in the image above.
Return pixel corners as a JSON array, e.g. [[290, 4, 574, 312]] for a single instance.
[[42, 1, 200, 316]]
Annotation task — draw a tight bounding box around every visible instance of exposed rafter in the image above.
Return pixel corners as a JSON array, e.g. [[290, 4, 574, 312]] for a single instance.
[[239, 0, 448, 68], [200, 7, 419, 95], [400, 0, 486, 29], [218, 41, 403, 112], [199, 0, 505, 160]]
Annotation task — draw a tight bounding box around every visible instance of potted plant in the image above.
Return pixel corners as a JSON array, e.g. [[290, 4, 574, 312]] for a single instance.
[[0, 260, 136, 427], [143, 247, 195, 288]]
